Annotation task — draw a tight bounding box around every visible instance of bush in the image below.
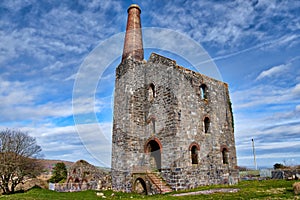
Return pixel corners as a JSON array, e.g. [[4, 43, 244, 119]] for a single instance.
[[273, 163, 285, 169]]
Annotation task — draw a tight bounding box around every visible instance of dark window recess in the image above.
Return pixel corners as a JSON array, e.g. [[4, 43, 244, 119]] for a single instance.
[[222, 148, 229, 164], [204, 117, 210, 133], [191, 146, 198, 164], [148, 83, 155, 101]]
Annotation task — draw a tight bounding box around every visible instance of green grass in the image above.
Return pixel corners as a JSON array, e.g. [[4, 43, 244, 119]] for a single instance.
[[239, 170, 260, 177], [0, 180, 299, 199]]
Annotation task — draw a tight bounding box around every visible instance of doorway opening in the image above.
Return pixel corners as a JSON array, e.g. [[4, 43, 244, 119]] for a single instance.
[[145, 139, 162, 171]]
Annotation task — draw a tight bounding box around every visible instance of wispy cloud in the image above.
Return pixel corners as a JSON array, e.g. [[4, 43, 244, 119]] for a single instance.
[[256, 64, 287, 81], [144, 0, 300, 52], [233, 85, 291, 110], [292, 83, 300, 95], [0, 120, 112, 166], [235, 117, 300, 167], [0, 75, 112, 123]]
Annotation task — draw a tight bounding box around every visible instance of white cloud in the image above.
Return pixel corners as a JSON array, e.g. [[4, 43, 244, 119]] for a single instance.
[[256, 64, 287, 81], [272, 35, 300, 49], [232, 81, 300, 111], [238, 152, 300, 161], [0, 78, 69, 121], [0, 0, 124, 71], [232, 85, 284, 109], [0, 78, 40, 106], [1, 66, 113, 164], [64, 73, 77, 81], [0, 95, 111, 122], [0, 70, 114, 122], [257, 141, 300, 151], [74, 122, 112, 166], [292, 83, 300, 96], [0, 32, 18, 64], [143, 0, 300, 55], [236, 126, 300, 167], [0, 102, 71, 122], [0, 121, 112, 166], [0, 1, 32, 10]]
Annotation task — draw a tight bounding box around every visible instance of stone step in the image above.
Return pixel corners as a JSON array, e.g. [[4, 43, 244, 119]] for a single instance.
[[147, 173, 172, 194]]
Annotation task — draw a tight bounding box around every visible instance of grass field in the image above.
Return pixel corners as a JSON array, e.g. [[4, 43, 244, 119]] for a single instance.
[[0, 180, 299, 199]]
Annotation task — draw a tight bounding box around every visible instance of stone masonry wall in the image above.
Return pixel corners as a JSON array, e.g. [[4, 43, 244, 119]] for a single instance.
[[111, 53, 238, 192]]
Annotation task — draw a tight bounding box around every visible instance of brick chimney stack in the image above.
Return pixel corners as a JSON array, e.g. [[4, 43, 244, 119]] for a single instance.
[[122, 4, 144, 62]]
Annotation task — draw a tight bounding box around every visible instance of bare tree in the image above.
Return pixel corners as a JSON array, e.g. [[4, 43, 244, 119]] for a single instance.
[[0, 129, 42, 194]]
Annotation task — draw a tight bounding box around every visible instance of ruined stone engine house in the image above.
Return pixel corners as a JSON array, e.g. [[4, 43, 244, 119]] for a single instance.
[[111, 4, 239, 194]]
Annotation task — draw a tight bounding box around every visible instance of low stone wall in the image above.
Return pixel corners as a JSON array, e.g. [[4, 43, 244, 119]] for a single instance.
[[272, 169, 300, 180], [161, 167, 239, 191], [49, 181, 98, 192]]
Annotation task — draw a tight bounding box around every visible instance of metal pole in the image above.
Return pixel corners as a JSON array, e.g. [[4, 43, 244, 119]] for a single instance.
[[252, 138, 257, 170]]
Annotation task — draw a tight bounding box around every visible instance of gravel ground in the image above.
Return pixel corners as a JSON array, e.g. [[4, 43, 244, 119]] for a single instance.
[[172, 188, 240, 196]]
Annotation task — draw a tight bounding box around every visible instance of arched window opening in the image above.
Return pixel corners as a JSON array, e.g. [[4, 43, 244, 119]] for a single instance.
[[204, 117, 210, 133], [222, 148, 229, 164], [191, 146, 198, 164], [148, 83, 155, 102], [145, 139, 161, 171], [200, 84, 208, 100], [189, 142, 200, 165]]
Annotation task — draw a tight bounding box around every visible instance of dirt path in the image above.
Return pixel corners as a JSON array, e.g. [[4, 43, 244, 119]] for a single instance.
[[172, 188, 240, 196]]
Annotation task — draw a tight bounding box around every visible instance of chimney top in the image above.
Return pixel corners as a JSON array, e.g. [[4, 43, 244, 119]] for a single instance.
[[128, 4, 141, 13]]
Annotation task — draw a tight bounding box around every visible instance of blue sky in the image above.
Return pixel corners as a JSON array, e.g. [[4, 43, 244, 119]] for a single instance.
[[0, 0, 300, 169]]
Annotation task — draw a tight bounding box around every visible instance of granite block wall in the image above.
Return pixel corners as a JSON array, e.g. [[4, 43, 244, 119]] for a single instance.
[[111, 53, 238, 193]]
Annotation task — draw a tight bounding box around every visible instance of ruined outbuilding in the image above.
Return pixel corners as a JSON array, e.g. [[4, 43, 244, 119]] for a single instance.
[[111, 4, 239, 194], [67, 160, 111, 191]]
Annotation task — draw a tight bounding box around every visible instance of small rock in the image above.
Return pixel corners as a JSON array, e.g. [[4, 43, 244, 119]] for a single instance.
[[293, 182, 300, 195], [96, 192, 104, 196]]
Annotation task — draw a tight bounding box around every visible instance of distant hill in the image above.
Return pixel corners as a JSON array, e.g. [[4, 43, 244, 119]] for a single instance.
[[36, 159, 111, 172], [36, 159, 74, 172], [96, 166, 111, 173]]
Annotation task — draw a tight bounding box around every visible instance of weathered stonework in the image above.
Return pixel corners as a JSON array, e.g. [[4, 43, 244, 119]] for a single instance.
[[111, 4, 238, 194], [112, 53, 239, 194], [67, 160, 111, 190]]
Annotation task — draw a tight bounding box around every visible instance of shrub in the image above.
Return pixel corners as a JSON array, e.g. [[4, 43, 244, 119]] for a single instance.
[[274, 163, 285, 169], [293, 182, 300, 195]]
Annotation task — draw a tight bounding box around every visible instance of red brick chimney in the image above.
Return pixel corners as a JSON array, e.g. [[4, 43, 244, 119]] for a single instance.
[[122, 4, 144, 62]]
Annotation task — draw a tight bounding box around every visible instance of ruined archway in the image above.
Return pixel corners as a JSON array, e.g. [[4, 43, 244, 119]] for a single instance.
[[67, 177, 74, 189], [145, 138, 162, 171], [133, 178, 147, 195]]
